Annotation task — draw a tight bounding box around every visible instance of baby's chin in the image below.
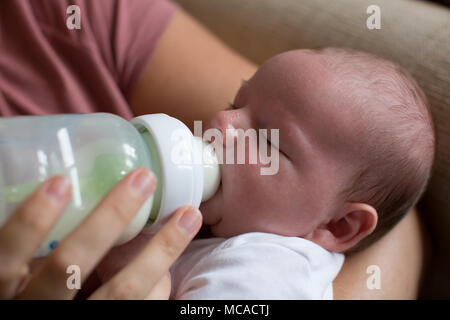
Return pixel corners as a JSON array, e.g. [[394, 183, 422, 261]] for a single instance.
[[199, 201, 242, 238], [208, 220, 240, 238], [199, 186, 224, 226]]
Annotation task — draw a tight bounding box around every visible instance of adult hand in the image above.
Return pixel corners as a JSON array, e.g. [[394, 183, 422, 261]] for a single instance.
[[0, 167, 202, 299]]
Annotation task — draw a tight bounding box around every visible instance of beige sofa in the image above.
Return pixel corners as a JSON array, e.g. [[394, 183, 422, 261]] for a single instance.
[[174, 0, 450, 299]]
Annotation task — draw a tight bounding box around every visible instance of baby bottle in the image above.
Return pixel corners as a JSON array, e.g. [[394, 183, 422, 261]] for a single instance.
[[0, 113, 220, 256]]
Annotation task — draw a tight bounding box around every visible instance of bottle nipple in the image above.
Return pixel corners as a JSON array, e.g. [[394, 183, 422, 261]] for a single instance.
[[193, 136, 221, 202]]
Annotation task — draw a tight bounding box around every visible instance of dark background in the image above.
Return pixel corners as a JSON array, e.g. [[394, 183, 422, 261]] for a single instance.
[[429, 0, 450, 6]]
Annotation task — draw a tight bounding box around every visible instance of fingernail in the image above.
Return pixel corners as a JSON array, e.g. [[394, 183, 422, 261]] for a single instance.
[[177, 207, 202, 235], [45, 176, 70, 202], [130, 168, 155, 197]]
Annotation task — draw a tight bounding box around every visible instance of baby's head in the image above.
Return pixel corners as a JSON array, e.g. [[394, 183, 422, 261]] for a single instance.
[[200, 48, 435, 253]]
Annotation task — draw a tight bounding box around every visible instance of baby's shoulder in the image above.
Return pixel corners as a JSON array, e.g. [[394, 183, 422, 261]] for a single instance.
[[212, 232, 325, 254], [171, 233, 345, 299], [204, 232, 344, 267]]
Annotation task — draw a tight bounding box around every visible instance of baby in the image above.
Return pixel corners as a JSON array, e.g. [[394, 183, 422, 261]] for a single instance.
[[168, 48, 435, 299], [99, 48, 435, 299]]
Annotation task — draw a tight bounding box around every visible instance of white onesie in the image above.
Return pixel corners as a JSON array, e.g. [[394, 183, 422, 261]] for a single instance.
[[169, 232, 345, 300]]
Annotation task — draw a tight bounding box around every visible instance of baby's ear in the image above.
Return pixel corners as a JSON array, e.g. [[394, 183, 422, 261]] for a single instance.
[[304, 203, 378, 252]]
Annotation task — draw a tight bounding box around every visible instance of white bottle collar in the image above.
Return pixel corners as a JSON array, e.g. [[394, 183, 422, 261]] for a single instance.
[[130, 114, 203, 230]]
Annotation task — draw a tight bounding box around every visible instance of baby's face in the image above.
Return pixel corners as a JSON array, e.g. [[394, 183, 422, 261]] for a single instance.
[[200, 50, 359, 239]]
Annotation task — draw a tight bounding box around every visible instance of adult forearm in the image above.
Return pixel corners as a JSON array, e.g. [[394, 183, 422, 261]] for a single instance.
[[129, 9, 257, 129], [333, 207, 426, 299]]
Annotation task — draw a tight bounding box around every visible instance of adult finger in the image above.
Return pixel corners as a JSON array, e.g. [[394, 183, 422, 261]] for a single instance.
[[18, 167, 156, 299], [0, 176, 71, 299], [144, 272, 171, 300], [89, 205, 201, 300]]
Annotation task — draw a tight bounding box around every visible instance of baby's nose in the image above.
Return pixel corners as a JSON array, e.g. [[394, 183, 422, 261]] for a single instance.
[[206, 110, 247, 147], [210, 108, 253, 132]]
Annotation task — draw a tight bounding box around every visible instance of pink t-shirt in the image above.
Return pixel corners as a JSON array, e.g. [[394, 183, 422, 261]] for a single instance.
[[0, 0, 178, 120]]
